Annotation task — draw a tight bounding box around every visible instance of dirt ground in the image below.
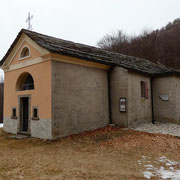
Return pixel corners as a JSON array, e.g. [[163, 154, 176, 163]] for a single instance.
[[0, 126, 179, 180]]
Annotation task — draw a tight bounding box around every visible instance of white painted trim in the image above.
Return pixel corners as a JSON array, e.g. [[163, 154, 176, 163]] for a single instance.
[[4, 37, 26, 67], [3, 57, 50, 72]]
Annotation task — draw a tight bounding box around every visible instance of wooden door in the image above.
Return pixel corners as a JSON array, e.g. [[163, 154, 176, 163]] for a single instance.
[[20, 97, 29, 132]]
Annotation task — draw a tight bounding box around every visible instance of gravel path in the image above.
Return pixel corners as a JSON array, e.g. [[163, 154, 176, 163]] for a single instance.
[[132, 123, 180, 137]]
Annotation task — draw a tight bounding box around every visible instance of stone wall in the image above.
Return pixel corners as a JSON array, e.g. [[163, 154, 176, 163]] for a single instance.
[[128, 72, 152, 127], [110, 67, 152, 128], [3, 117, 52, 139], [175, 77, 180, 125], [110, 67, 128, 127], [3, 117, 18, 134], [31, 119, 52, 139], [153, 76, 180, 124], [52, 60, 109, 138]]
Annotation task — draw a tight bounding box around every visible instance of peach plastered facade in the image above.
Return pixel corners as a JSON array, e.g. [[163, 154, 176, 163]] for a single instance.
[[3, 35, 52, 139]]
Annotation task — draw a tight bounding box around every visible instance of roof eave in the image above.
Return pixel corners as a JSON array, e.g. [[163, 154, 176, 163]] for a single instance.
[[0, 29, 26, 67]]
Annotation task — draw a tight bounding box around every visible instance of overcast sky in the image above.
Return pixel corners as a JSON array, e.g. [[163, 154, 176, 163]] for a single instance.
[[0, 0, 180, 77]]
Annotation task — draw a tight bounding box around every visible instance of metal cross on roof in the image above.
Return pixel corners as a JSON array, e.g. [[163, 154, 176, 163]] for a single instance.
[[26, 12, 33, 30]]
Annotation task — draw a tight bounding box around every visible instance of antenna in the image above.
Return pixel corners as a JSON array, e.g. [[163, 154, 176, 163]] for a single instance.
[[26, 12, 33, 30]]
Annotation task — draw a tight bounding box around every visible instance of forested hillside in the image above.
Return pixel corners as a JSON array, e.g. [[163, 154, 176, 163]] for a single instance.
[[97, 18, 180, 69]]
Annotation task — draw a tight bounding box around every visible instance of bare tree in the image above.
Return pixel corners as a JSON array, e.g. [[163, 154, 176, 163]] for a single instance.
[[97, 30, 130, 53], [97, 18, 180, 69]]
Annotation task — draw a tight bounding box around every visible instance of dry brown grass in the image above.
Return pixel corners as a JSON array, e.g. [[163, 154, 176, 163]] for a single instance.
[[0, 126, 179, 180]]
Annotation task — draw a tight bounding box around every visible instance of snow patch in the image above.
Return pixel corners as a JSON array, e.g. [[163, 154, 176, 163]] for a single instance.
[[144, 171, 153, 179], [140, 156, 180, 179], [157, 166, 180, 180]]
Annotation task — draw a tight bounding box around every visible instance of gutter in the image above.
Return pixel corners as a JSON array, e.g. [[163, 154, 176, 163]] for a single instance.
[[151, 77, 155, 124], [107, 67, 114, 124]]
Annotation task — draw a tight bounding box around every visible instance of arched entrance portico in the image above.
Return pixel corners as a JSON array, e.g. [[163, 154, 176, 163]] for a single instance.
[[16, 72, 34, 134]]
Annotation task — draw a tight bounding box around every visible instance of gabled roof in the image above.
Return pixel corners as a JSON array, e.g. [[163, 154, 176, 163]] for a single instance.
[[1, 29, 179, 76]]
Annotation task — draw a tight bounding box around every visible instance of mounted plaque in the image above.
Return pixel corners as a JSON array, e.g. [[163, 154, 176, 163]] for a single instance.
[[160, 94, 169, 101], [120, 97, 126, 112]]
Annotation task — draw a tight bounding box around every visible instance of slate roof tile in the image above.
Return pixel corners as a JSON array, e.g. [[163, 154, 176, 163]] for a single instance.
[[1, 29, 179, 76]]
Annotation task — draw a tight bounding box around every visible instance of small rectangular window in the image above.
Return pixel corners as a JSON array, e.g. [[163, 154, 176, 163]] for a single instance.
[[141, 81, 148, 99], [11, 107, 17, 119], [13, 108, 16, 117], [33, 108, 38, 118], [32, 107, 39, 120]]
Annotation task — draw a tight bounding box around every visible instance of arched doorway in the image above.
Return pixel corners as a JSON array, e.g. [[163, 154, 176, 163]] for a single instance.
[[16, 72, 34, 133]]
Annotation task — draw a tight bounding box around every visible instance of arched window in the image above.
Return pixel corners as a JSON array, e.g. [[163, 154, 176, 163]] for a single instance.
[[16, 72, 34, 91], [20, 47, 30, 59]]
